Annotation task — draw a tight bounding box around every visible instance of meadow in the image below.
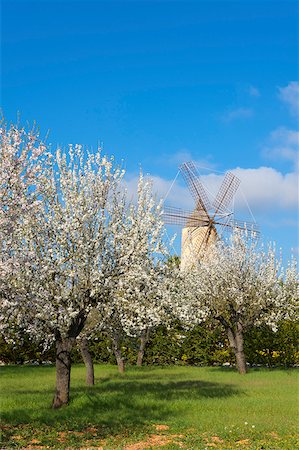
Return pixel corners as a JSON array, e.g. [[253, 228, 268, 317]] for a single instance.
[[1, 364, 298, 449]]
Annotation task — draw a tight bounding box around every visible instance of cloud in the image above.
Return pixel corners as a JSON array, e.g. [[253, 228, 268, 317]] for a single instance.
[[196, 167, 298, 213], [277, 81, 299, 117], [222, 107, 253, 123], [249, 86, 260, 97], [262, 126, 299, 170], [133, 166, 298, 215], [231, 167, 298, 212]]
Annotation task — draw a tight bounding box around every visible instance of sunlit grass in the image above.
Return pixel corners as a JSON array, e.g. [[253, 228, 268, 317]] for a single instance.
[[1, 364, 298, 448]]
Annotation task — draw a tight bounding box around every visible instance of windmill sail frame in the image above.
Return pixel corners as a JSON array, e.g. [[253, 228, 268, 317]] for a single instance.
[[163, 161, 259, 269]]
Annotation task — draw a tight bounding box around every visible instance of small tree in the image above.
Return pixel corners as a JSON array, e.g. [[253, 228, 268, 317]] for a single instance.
[[77, 308, 102, 385], [112, 175, 171, 368], [176, 231, 298, 374]]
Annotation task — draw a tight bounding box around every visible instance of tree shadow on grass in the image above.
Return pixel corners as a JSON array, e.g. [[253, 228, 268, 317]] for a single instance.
[[205, 366, 296, 374], [2, 376, 244, 437]]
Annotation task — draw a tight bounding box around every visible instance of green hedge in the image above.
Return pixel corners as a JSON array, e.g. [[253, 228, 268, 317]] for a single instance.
[[244, 321, 299, 367], [1, 320, 298, 367], [0, 334, 55, 365]]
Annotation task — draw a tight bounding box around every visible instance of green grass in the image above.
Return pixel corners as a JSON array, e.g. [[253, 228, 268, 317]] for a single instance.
[[1, 364, 298, 449]]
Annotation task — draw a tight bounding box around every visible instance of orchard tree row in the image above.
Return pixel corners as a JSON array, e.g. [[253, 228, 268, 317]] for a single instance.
[[0, 121, 298, 408]]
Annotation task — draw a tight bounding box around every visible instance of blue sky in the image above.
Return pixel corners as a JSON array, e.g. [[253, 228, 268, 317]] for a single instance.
[[1, 0, 298, 259]]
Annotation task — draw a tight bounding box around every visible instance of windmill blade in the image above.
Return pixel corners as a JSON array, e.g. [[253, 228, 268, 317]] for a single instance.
[[213, 218, 260, 235], [213, 214, 233, 239], [231, 219, 260, 236], [213, 171, 240, 214], [162, 206, 209, 227], [179, 161, 211, 214]]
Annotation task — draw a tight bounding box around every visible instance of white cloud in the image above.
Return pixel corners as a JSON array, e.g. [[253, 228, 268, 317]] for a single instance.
[[222, 107, 253, 123], [196, 168, 298, 213], [231, 167, 298, 211], [262, 126, 299, 170], [133, 167, 298, 215], [278, 81, 299, 117]]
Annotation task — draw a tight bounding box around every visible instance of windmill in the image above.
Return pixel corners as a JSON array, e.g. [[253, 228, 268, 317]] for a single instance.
[[163, 161, 259, 270]]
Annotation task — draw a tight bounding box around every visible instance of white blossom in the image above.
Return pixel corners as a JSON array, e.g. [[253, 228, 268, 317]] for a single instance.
[[175, 231, 298, 331]]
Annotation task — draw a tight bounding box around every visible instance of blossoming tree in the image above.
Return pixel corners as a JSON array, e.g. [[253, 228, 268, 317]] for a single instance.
[[2, 140, 131, 407], [109, 176, 171, 369], [0, 122, 47, 339], [177, 232, 298, 374], [80, 175, 171, 376]]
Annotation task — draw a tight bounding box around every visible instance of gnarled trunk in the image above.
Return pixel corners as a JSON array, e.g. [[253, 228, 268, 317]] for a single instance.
[[111, 334, 125, 373], [216, 315, 247, 374], [52, 310, 87, 408], [80, 337, 94, 385], [227, 323, 247, 374], [137, 327, 151, 367], [52, 337, 75, 408]]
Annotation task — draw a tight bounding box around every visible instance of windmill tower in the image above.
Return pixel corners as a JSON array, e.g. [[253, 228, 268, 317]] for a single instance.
[[163, 161, 259, 270]]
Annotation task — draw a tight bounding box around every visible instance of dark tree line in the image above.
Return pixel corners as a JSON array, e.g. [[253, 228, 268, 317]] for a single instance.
[[1, 320, 298, 369]]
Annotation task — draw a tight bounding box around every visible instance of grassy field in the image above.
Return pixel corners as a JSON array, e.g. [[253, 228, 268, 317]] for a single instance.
[[0, 364, 298, 449]]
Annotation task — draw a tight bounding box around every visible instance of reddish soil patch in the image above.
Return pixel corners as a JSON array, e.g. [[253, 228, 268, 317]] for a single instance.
[[124, 433, 184, 449]]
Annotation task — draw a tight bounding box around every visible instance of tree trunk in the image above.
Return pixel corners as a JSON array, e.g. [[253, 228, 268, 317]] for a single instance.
[[112, 335, 125, 374], [52, 337, 75, 408], [115, 353, 125, 374], [137, 327, 151, 367], [226, 323, 247, 374], [80, 337, 94, 385]]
